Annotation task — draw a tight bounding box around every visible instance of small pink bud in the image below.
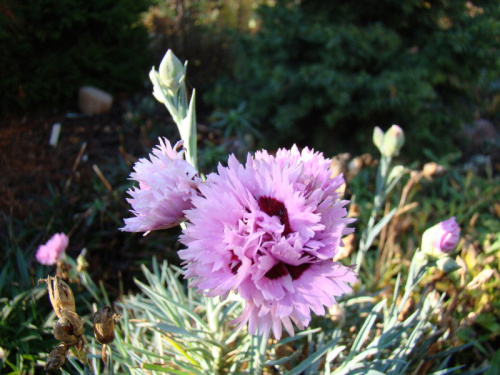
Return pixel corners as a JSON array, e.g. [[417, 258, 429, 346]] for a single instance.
[[35, 233, 69, 266], [421, 217, 460, 257]]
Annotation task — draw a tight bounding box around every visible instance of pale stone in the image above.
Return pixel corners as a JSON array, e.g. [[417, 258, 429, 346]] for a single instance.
[[78, 86, 113, 115], [49, 123, 61, 147]]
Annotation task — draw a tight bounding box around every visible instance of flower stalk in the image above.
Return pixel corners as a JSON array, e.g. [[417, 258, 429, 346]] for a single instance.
[[150, 50, 197, 168], [356, 126, 406, 272]]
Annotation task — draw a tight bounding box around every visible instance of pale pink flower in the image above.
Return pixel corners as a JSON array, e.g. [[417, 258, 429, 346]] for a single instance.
[[121, 138, 201, 233], [422, 216, 461, 256], [35, 233, 69, 265], [179, 146, 357, 339]]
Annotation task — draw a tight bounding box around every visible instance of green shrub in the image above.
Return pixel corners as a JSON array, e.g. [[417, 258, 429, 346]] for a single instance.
[[0, 0, 151, 115], [207, 0, 500, 158]]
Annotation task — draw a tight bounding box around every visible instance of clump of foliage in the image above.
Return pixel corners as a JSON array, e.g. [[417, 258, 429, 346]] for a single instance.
[[0, 241, 53, 374], [208, 0, 500, 158], [347, 153, 500, 370], [0, 0, 151, 115]]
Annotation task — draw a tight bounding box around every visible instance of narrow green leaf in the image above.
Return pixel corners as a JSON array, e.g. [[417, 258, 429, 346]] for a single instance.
[[287, 337, 339, 375], [365, 208, 397, 250], [142, 363, 193, 374], [351, 300, 386, 353]]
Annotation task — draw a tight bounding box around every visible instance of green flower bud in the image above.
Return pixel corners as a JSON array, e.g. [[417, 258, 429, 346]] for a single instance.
[[76, 249, 89, 273], [373, 126, 384, 152], [158, 49, 185, 93], [381, 124, 405, 157], [149, 70, 166, 104]]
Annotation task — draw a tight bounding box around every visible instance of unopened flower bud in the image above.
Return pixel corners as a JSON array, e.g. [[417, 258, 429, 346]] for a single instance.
[[373, 126, 384, 151], [92, 306, 121, 345], [382, 125, 405, 157], [149, 70, 166, 104], [45, 344, 68, 371], [373, 125, 405, 157], [421, 217, 461, 257], [158, 49, 185, 93], [76, 249, 89, 273], [39, 276, 76, 318], [35, 233, 68, 266]]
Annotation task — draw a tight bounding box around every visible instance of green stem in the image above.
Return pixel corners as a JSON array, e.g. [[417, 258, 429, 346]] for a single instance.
[[251, 334, 267, 374], [355, 155, 392, 272], [105, 345, 114, 375]]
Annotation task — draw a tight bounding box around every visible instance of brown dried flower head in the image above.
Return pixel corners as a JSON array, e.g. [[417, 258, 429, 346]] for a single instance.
[[44, 344, 68, 371], [53, 310, 85, 346], [422, 162, 446, 179], [39, 276, 76, 318], [92, 306, 121, 345]]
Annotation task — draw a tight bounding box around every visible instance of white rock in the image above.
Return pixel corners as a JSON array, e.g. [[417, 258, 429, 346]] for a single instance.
[[49, 123, 61, 147], [78, 86, 113, 115]]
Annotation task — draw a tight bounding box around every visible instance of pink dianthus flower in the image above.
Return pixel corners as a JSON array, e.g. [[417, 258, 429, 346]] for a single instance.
[[121, 138, 201, 233], [179, 145, 357, 339], [35, 233, 69, 265]]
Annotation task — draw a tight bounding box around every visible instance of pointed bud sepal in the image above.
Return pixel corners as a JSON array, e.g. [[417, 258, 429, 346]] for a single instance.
[[435, 256, 461, 274]]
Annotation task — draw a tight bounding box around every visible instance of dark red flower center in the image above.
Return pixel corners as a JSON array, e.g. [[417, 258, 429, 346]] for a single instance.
[[265, 262, 310, 280], [229, 251, 241, 274], [258, 196, 292, 235]]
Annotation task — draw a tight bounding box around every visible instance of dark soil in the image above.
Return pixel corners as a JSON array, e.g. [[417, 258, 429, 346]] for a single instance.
[[1, 103, 151, 220], [0, 94, 186, 295]]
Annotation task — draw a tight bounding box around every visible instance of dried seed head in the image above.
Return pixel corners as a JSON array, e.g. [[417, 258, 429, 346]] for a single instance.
[[39, 276, 76, 318], [422, 161, 446, 178], [53, 310, 84, 347], [62, 310, 85, 337], [92, 306, 121, 345], [54, 318, 79, 346], [44, 344, 68, 371]]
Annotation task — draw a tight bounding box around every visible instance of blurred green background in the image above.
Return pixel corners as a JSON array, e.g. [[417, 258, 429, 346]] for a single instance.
[[2, 0, 499, 159]]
